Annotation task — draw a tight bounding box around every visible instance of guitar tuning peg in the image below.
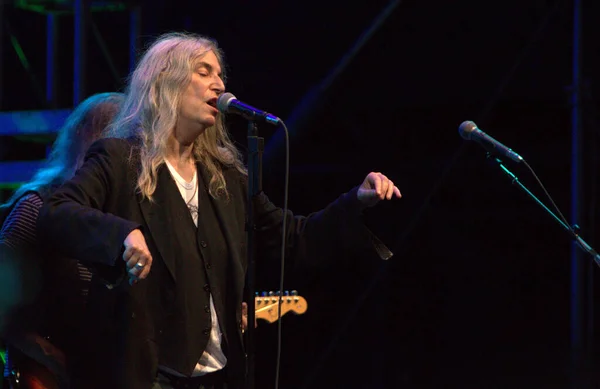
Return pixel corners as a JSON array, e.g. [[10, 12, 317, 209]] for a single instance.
[[261, 291, 267, 297], [291, 290, 298, 296], [284, 290, 290, 296], [268, 291, 274, 296], [275, 290, 281, 296], [255, 292, 259, 297]]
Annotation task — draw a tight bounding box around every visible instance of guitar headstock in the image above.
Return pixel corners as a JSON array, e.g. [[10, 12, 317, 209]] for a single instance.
[[255, 290, 308, 323]]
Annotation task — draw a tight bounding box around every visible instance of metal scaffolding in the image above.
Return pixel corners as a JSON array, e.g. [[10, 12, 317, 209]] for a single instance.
[[0, 0, 141, 189]]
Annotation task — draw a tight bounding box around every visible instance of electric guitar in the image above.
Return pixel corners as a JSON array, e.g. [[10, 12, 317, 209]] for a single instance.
[[7, 292, 308, 388]]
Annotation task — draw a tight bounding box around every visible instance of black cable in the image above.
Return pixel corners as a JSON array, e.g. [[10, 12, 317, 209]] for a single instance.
[[274, 120, 290, 389]]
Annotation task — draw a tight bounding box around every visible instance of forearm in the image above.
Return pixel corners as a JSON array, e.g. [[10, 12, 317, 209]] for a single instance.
[[256, 186, 393, 269], [295, 186, 393, 261]]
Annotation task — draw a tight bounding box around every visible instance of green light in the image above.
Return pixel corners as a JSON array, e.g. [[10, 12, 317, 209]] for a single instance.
[[0, 183, 24, 190], [14, 1, 127, 15], [9, 34, 31, 72]]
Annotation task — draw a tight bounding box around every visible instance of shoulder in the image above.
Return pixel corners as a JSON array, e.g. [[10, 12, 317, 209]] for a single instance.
[[216, 147, 247, 184], [3, 192, 44, 218], [0, 192, 43, 241], [222, 164, 247, 188], [0, 189, 45, 228], [5, 193, 44, 224], [86, 137, 136, 160], [14, 192, 44, 210], [83, 137, 142, 177]]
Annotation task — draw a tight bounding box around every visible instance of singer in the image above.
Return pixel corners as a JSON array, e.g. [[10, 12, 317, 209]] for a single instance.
[[36, 32, 402, 389]]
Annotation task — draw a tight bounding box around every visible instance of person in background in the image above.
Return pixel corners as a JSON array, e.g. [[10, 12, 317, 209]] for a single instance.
[[0, 92, 125, 389]]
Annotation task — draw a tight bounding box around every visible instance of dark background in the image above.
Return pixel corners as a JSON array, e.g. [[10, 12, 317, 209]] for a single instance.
[[2, 0, 600, 388]]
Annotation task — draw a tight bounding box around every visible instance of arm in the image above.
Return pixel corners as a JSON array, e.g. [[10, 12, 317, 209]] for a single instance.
[[0, 194, 67, 381], [37, 138, 140, 267], [0, 194, 44, 315], [0, 193, 43, 250], [254, 174, 398, 270]]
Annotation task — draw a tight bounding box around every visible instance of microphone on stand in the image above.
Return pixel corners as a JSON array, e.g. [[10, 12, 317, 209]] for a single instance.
[[217, 92, 281, 126], [458, 120, 523, 163]]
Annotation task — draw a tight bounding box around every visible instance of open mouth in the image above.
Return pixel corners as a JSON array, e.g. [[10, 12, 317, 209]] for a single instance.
[[207, 98, 218, 109]]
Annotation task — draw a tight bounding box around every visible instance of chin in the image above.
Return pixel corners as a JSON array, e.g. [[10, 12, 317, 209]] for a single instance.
[[202, 118, 217, 128]]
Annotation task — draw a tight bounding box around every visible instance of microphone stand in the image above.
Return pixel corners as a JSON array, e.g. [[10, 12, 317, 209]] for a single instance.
[[245, 119, 263, 389], [489, 154, 600, 267]]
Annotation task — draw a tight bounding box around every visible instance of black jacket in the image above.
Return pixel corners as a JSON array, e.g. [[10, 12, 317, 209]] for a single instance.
[[37, 137, 386, 389]]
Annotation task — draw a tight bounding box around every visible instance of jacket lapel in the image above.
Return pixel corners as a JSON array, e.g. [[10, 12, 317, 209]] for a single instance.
[[197, 164, 246, 344], [198, 165, 245, 280], [138, 165, 181, 282]]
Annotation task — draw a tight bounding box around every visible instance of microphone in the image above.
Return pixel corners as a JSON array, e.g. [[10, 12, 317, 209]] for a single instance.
[[217, 93, 280, 126], [458, 120, 523, 163]]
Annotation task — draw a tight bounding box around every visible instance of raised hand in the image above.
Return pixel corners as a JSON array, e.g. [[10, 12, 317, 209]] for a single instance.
[[357, 172, 402, 208]]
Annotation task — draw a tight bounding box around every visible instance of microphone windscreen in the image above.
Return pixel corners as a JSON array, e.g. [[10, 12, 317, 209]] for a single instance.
[[458, 120, 477, 140], [217, 92, 236, 113]]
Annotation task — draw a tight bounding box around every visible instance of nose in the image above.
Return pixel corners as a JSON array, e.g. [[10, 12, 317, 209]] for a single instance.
[[212, 77, 225, 95]]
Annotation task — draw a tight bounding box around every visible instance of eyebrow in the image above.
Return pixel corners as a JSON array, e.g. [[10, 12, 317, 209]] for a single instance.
[[197, 62, 222, 77]]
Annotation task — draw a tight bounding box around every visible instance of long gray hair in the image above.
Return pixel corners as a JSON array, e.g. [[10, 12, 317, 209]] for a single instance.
[[106, 32, 246, 201]]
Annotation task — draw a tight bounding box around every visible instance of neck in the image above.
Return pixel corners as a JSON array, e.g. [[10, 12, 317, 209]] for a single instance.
[[166, 133, 196, 172]]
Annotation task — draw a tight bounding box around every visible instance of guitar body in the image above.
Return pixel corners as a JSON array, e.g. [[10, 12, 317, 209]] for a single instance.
[[6, 358, 60, 389]]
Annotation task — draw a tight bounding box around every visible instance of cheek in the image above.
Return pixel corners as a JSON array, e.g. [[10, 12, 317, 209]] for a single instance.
[[178, 101, 195, 120], [180, 95, 200, 114], [185, 86, 205, 107]]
